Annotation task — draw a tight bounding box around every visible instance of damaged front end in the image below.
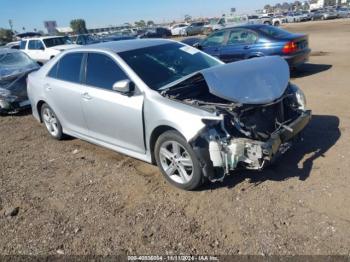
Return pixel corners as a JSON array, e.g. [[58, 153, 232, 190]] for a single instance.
[[161, 57, 311, 181]]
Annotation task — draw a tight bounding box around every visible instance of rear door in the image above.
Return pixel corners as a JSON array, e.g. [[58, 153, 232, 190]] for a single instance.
[[81, 52, 145, 153], [46, 53, 88, 135], [219, 28, 259, 63]]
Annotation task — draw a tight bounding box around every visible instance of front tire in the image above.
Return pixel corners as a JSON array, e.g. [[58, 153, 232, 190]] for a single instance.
[[41, 103, 63, 140], [155, 130, 203, 190]]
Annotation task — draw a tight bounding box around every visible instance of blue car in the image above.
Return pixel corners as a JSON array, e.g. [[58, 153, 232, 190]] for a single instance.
[[182, 25, 311, 68]]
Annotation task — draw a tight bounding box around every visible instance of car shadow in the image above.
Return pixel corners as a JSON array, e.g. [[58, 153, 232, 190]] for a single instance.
[[291, 63, 332, 78], [202, 115, 341, 191]]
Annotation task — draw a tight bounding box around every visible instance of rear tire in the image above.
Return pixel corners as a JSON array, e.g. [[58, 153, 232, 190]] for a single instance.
[[155, 130, 203, 190], [41, 103, 63, 140]]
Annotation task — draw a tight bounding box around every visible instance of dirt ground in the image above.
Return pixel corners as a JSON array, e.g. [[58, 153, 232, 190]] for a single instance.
[[1, 19, 350, 256]]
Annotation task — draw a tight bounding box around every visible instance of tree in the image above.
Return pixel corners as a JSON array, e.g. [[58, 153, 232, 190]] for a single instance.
[[264, 4, 273, 12], [147, 20, 155, 27], [134, 20, 146, 28], [282, 2, 291, 11], [184, 15, 192, 22], [0, 28, 13, 44], [70, 19, 88, 34]]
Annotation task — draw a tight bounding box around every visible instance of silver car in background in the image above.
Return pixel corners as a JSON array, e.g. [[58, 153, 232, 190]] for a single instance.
[[27, 39, 311, 190]]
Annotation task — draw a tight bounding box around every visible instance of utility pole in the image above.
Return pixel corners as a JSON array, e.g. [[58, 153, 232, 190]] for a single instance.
[[8, 19, 13, 33]]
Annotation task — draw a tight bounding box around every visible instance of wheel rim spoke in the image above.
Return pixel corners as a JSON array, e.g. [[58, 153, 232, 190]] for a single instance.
[[178, 157, 193, 167], [177, 164, 190, 183], [172, 142, 181, 156], [160, 147, 174, 160], [165, 163, 177, 176]]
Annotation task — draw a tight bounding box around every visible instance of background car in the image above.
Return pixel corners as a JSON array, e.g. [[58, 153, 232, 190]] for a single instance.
[[311, 9, 338, 20], [170, 23, 189, 36], [184, 22, 206, 36], [336, 7, 350, 18], [71, 34, 101, 45], [0, 49, 40, 114], [139, 27, 172, 38], [5, 41, 20, 49], [20, 36, 78, 64], [186, 24, 310, 68], [285, 12, 304, 23]]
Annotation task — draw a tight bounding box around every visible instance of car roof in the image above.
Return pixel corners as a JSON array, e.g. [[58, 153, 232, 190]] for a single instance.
[[21, 36, 67, 41], [224, 24, 267, 30], [77, 39, 173, 53]]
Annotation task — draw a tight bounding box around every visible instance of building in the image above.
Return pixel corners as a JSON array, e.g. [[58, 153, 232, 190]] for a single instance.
[[310, 0, 349, 10]]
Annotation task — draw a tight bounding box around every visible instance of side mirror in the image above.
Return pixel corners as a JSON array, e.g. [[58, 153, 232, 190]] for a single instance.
[[112, 79, 135, 96]]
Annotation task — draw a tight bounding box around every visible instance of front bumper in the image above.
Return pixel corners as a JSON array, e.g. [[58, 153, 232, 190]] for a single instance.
[[203, 110, 312, 180], [261, 110, 312, 159], [0, 98, 31, 114]]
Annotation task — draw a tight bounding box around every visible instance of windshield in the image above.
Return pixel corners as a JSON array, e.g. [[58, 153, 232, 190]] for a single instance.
[[118, 42, 221, 90], [0, 51, 35, 68], [258, 25, 291, 38], [43, 37, 72, 47]]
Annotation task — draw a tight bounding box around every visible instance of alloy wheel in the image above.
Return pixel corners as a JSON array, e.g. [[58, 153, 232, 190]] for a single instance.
[[159, 141, 194, 184], [42, 107, 59, 137]]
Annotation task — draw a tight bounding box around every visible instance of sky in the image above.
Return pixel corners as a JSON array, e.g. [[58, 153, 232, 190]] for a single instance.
[[1, 0, 287, 32]]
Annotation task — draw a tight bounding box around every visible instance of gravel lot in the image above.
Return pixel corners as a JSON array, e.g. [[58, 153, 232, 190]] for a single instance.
[[1, 19, 350, 256]]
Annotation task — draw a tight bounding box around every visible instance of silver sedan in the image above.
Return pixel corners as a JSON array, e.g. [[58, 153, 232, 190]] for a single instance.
[[27, 39, 311, 190]]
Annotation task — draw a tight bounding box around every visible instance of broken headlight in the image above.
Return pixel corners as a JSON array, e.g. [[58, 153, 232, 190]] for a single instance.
[[290, 84, 307, 110]]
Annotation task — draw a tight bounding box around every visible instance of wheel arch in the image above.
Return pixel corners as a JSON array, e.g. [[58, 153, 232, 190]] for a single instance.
[[149, 125, 180, 164], [36, 100, 47, 122]]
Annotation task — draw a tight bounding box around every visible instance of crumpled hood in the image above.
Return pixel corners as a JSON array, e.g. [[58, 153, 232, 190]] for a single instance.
[[200, 56, 290, 104], [0, 63, 39, 82], [49, 44, 79, 51]]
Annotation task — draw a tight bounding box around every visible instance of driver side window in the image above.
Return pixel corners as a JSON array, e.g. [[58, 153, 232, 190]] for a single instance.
[[202, 31, 226, 47]]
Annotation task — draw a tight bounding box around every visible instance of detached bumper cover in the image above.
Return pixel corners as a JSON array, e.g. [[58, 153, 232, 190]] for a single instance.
[[262, 110, 312, 161]]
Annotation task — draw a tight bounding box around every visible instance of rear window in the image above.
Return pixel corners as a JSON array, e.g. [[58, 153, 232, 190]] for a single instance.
[[258, 25, 290, 38], [43, 37, 71, 48]]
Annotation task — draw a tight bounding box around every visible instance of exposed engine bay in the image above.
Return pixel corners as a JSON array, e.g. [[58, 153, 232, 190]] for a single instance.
[[161, 74, 312, 181]]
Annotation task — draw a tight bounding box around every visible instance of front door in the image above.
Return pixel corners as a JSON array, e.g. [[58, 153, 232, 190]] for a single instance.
[[81, 52, 145, 153]]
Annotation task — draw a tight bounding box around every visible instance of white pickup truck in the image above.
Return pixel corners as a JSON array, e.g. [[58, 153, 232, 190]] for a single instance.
[[19, 36, 78, 64]]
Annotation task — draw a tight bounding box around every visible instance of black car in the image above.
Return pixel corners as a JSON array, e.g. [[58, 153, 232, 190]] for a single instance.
[[139, 27, 172, 38], [0, 49, 40, 114]]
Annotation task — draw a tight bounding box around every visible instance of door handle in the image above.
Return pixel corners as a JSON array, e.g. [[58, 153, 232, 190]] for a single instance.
[[244, 46, 251, 49], [44, 83, 52, 91], [82, 92, 92, 100]]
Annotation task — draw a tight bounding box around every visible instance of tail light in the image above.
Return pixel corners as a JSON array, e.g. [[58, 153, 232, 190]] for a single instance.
[[282, 41, 298, 54]]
